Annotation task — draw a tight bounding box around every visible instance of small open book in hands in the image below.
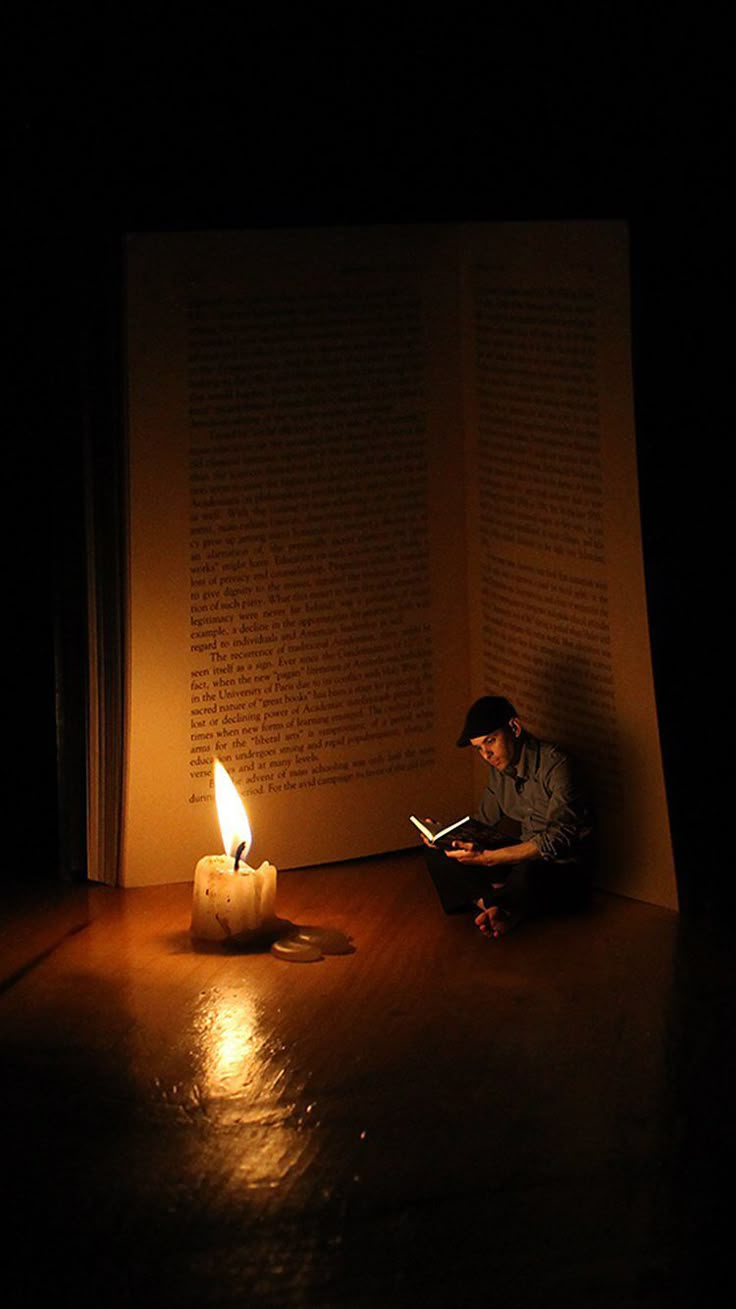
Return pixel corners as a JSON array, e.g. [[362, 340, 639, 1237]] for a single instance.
[[409, 815, 498, 849]]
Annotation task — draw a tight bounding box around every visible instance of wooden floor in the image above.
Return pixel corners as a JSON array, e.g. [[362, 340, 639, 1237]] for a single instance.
[[1, 851, 734, 1307]]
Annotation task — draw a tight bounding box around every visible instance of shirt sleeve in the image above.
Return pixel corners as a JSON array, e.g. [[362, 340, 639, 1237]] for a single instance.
[[474, 783, 503, 832], [534, 753, 594, 861]]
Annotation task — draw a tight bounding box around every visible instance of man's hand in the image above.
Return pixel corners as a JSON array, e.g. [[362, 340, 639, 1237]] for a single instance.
[[446, 837, 542, 867], [419, 818, 437, 847], [445, 844, 498, 866]]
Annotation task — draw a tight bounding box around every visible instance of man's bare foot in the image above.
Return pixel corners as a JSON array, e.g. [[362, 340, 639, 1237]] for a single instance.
[[474, 904, 521, 938]]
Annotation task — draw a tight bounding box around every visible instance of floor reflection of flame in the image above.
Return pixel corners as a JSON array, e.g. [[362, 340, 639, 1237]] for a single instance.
[[192, 986, 308, 1190], [195, 987, 258, 1096]]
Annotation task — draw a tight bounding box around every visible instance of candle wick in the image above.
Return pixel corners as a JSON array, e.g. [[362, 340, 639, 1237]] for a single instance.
[[233, 840, 247, 871]]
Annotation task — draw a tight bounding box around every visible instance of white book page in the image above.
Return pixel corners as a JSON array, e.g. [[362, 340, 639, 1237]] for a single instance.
[[460, 222, 676, 908], [123, 226, 473, 884]]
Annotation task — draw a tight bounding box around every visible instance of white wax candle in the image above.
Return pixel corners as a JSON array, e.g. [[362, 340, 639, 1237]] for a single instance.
[[191, 855, 278, 942]]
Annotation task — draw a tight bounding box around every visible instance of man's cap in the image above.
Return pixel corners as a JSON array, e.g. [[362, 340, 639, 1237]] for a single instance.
[[456, 696, 517, 747]]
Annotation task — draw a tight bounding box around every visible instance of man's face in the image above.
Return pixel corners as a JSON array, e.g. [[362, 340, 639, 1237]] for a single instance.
[[470, 723, 519, 772]]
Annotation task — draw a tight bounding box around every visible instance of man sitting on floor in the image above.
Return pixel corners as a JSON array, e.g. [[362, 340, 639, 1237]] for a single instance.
[[423, 695, 595, 937]]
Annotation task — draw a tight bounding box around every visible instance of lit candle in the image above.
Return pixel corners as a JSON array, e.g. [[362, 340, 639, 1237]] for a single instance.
[[191, 759, 278, 942]]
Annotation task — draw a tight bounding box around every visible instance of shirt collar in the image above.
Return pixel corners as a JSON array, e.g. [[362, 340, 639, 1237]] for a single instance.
[[507, 731, 534, 783]]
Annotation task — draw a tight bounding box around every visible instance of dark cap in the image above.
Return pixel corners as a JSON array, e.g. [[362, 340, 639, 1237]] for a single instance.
[[456, 696, 517, 747]]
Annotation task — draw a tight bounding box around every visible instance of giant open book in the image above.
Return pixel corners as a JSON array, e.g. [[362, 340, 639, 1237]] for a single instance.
[[89, 222, 675, 908]]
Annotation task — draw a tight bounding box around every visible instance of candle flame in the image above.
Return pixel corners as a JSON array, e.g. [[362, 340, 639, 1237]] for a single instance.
[[214, 759, 252, 862]]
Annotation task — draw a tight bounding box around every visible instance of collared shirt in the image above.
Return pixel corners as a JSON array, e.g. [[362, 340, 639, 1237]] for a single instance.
[[475, 732, 594, 862]]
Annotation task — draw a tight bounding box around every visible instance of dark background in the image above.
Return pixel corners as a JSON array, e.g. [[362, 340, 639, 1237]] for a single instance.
[[7, 15, 730, 912]]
